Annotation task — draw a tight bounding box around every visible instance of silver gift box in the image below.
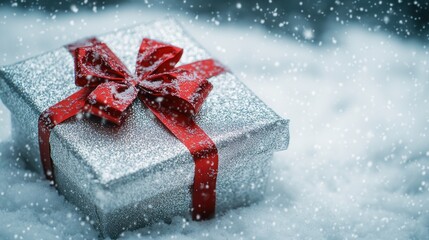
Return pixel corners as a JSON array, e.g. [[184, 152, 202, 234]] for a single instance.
[[0, 19, 289, 238]]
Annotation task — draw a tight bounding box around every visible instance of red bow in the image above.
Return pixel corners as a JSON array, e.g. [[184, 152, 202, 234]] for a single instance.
[[38, 38, 226, 220]]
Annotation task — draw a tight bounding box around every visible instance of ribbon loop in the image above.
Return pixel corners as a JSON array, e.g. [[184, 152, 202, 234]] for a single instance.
[[75, 43, 131, 87], [85, 81, 139, 125], [136, 38, 183, 79], [140, 68, 212, 115]]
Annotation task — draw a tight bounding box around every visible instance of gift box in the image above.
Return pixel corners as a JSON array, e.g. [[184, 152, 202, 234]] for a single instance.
[[0, 19, 289, 238]]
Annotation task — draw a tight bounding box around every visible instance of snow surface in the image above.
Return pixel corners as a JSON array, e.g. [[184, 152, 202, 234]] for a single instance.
[[1, 4, 429, 240]]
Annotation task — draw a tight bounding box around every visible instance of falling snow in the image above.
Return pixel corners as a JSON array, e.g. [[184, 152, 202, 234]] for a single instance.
[[1, 1, 429, 239]]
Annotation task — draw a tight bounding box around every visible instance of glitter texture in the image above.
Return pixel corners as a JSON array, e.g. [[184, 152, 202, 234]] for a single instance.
[[0, 19, 289, 238]]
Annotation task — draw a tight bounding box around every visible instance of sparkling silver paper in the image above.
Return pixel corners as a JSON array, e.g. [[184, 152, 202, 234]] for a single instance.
[[0, 19, 289, 238]]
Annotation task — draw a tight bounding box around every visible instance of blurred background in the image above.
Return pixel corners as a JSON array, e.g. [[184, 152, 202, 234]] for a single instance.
[[1, 0, 428, 42]]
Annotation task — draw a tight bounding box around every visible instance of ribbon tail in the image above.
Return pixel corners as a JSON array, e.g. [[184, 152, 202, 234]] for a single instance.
[[38, 120, 54, 181], [142, 98, 218, 220], [178, 59, 226, 80], [38, 87, 93, 183]]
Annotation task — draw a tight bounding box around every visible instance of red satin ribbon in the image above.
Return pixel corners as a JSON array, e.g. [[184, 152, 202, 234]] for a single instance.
[[38, 37, 225, 220]]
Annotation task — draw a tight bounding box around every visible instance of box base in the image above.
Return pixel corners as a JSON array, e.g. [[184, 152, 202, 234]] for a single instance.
[[11, 115, 274, 238]]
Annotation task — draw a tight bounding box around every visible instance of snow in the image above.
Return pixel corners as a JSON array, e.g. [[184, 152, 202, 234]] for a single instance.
[[1, 4, 429, 240]]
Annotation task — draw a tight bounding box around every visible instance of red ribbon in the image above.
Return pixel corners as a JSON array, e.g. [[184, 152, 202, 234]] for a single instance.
[[38, 37, 225, 220]]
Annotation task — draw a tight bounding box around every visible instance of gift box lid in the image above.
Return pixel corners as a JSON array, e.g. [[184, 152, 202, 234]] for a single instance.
[[0, 19, 289, 187]]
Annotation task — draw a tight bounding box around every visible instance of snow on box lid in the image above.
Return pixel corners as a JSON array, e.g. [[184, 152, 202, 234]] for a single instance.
[[0, 19, 289, 187]]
